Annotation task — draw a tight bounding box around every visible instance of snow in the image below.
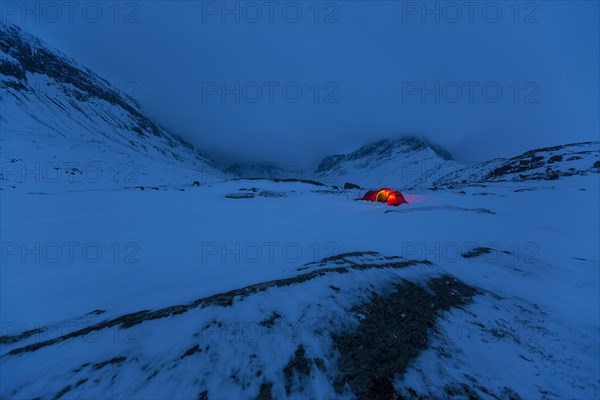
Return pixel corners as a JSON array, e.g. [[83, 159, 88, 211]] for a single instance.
[[1, 174, 598, 399], [1, 21, 599, 400], [314, 137, 464, 189]]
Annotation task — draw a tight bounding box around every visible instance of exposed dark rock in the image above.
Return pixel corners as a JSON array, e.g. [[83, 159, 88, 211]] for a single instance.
[[548, 155, 563, 163], [0, 58, 26, 80], [197, 390, 208, 400], [225, 193, 255, 199], [180, 344, 201, 359], [259, 312, 282, 328], [52, 385, 72, 400], [86, 309, 106, 315], [93, 356, 127, 370], [258, 190, 286, 198], [333, 276, 477, 399], [75, 378, 88, 387], [257, 382, 273, 400], [0, 326, 44, 344], [461, 247, 493, 259], [283, 345, 312, 394]]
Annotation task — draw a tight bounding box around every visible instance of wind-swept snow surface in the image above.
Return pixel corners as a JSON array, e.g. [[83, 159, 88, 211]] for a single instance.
[[1, 175, 598, 399]]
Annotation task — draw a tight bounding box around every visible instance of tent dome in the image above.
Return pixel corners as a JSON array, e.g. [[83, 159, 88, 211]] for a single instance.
[[360, 188, 407, 206]]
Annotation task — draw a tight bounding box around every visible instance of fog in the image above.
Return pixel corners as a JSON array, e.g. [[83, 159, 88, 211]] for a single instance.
[[6, 0, 599, 165]]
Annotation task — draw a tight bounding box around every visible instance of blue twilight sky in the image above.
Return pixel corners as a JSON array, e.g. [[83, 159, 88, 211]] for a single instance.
[[3, 1, 599, 165]]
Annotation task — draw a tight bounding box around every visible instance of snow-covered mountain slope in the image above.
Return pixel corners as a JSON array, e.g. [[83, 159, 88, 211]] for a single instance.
[[433, 141, 600, 188], [0, 23, 224, 193], [314, 137, 463, 189], [1, 176, 598, 399]]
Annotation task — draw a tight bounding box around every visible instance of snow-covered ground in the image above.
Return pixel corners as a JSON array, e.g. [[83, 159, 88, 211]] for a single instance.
[[1, 174, 598, 399], [1, 21, 599, 400]]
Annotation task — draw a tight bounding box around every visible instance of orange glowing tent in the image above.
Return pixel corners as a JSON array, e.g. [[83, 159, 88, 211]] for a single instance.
[[360, 188, 407, 206]]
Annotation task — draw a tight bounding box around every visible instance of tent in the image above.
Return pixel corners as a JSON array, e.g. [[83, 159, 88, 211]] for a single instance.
[[360, 188, 407, 206]]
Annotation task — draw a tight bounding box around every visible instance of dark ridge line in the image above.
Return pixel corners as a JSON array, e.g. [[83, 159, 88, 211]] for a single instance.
[[4, 259, 431, 356], [461, 247, 511, 259], [385, 206, 496, 215], [1, 254, 379, 346], [301, 251, 381, 268], [461, 247, 493, 259], [0, 327, 44, 345]]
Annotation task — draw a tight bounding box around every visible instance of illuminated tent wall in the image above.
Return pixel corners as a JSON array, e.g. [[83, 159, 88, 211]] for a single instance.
[[361, 188, 408, 206]]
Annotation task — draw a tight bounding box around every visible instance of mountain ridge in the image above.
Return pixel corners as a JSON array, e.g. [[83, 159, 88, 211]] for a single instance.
[[432, 141, 600, 188], [314, 136, 460, 188], [314, 135, 599, 189], [0, 22, 223, 191]]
